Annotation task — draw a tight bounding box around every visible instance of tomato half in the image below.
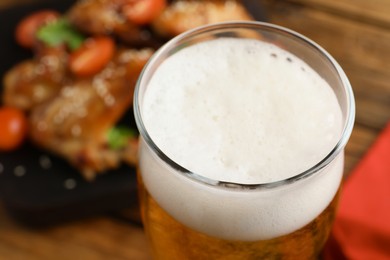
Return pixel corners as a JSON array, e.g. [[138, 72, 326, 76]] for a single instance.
[[15, 10, 59, 48], [0, 107, 28, 151], [69, 36, 115, 77], [123, 0, 166, 25]]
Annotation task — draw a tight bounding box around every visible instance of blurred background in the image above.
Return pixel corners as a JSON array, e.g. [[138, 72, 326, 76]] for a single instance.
[[0, 0, 389, 259]]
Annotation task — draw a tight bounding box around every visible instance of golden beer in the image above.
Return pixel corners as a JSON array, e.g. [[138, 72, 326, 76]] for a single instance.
[[133, 22, 355, 259], [138, 172, 340, 260]]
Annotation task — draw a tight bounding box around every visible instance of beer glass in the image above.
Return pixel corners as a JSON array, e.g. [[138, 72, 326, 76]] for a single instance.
[[134, 22, 355, 259]]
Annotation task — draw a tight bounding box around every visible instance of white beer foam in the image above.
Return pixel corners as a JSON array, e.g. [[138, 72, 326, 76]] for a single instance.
[[140, 38, 343, 240]]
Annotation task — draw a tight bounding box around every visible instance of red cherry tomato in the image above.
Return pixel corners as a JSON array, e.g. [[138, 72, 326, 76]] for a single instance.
[[0, 107, 28, 151], [15, 10, 59, 48], [69, 36, 115, 77], [123, 0, 166, 25]]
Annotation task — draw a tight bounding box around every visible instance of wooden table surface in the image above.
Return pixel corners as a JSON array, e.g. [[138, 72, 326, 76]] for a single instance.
[[0, 0, 389, 259]]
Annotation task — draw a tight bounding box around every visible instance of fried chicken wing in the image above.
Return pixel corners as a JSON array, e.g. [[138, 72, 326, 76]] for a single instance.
[[67, 0, 253, 45], [67, 0, 156, 46], [29, 48, 153, 180], [152, 0, 253, 37], [3, 46, 68, 111]]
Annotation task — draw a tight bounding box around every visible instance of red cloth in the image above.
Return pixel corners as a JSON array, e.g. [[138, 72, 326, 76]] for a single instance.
[[323, 122, 390, 260]]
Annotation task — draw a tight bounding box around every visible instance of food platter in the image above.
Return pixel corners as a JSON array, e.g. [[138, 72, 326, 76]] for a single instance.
[[0, 0, 138, 226], [0, 0, 265, 226]]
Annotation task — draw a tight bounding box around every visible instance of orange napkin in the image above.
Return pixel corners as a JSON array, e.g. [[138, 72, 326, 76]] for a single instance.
[[323, 122, 390, 260]]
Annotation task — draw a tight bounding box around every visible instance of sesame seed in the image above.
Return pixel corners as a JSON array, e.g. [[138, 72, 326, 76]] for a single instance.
[[71, 125, 82, 136], [104, 95, 116, 106], [37, 121, 48, 131]]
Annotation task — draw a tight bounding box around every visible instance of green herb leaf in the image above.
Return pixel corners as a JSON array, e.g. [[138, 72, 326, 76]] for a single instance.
[[36, 18, 86, 50], [107, 126, 138, 150]]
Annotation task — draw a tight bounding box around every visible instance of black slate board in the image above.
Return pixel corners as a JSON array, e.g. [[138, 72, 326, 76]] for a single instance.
[[0, 0, 138, 226]]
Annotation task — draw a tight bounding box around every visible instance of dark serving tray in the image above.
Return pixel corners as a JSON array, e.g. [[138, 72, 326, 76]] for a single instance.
[[0, 0, 138, 226]]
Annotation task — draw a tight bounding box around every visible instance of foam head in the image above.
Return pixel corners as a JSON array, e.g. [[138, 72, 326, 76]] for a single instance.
[[138, 36, 346, 240]]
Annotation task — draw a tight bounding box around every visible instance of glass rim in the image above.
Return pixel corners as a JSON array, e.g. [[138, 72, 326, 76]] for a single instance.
[[134, 21, 355, 190]]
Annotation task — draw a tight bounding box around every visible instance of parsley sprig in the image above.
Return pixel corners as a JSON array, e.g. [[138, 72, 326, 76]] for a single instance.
[[107, 126, 138, 150], [36, 18, 86, 50]]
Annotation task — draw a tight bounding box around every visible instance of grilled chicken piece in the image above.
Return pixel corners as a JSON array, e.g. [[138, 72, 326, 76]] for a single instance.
[[152, 0, 253, 37], [67, 0, 156, 46], [3, 46, 68, 111], [67, 0, 252, 45], [29, 48, 153, 180]]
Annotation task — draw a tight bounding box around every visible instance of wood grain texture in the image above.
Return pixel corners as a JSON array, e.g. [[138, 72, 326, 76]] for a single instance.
[[0, 0, 389, 259], [283, 0, 390, 28], [0, 204, 151, 260]]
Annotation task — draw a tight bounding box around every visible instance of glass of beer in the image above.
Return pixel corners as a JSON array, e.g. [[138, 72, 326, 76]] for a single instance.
[[134, 22, 355, 259]]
